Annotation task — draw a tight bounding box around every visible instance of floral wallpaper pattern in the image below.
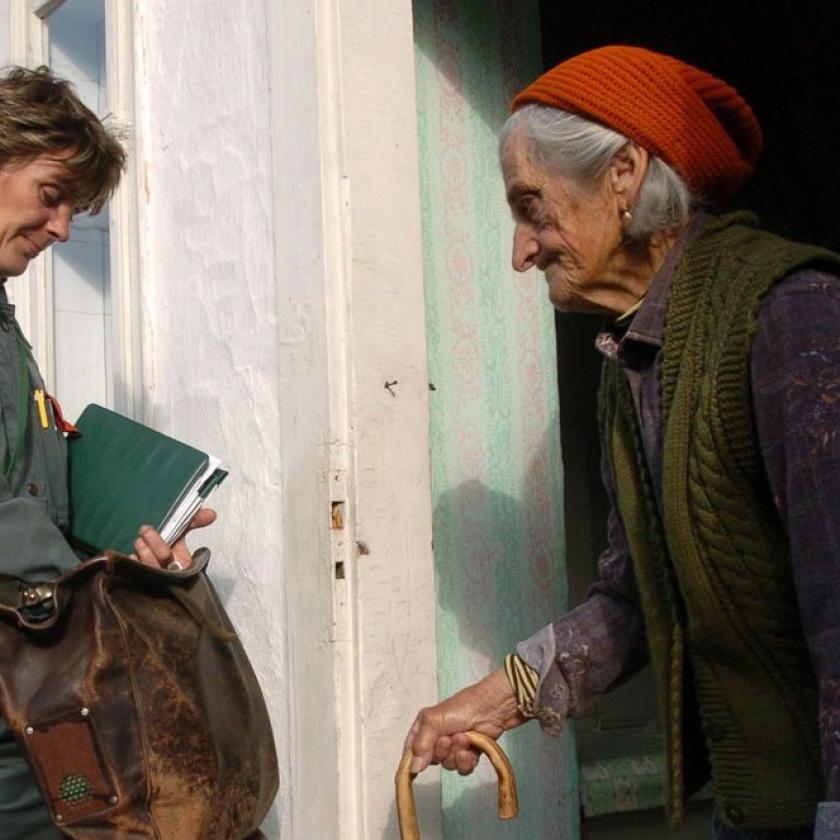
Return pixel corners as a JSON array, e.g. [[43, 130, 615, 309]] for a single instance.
[[414, 1, 579, 836]]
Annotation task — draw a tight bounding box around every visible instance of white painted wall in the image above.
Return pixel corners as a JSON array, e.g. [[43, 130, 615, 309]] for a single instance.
[[133, 3, 290, 836], [0, 0, 9, 68], [138, 0, 439, 837], [1, 0, 439, 836]]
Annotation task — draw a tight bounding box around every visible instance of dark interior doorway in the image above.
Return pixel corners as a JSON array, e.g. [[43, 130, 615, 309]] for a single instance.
[[540, 2, 840, 835]]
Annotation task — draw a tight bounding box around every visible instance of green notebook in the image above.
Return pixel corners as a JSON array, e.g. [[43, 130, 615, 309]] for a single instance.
[[68, 404, 228, 556]]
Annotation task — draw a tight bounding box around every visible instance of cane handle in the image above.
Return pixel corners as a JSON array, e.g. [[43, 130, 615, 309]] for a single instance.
[[395, 731, 518, 840]]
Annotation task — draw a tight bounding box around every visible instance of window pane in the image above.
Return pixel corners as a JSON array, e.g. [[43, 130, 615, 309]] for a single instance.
[[47, 0, 107, 113], [47, 0, 111, 422]]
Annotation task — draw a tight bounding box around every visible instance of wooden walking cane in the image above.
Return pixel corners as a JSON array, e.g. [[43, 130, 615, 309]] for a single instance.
[[395, 731, 519, 840]]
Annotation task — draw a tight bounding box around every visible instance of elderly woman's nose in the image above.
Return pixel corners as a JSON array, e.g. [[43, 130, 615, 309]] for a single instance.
[[511, 224, 538, 272]]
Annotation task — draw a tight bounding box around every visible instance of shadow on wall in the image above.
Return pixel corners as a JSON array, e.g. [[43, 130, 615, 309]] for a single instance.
[[435, 478, 532, 659], [432, 425, 567, 662], [259, 809, 281, 840], [208, 570, 238, 608], [414, 419, 574, 838], [382, 775, 440, 840]]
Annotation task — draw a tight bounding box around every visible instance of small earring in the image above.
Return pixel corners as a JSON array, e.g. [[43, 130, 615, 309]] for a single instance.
[[621, 207, 633, 231]]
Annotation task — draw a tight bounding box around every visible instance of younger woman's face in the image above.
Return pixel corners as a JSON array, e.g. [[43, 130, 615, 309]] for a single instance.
[[0, 153, 75, 278]]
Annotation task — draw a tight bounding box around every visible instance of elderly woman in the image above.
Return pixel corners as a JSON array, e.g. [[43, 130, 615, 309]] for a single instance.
[[0, 67, 213, 838], [405, 46, 840, 838]]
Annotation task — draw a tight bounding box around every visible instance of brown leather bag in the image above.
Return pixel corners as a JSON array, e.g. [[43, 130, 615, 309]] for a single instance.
[[0, 548, 279, 838]]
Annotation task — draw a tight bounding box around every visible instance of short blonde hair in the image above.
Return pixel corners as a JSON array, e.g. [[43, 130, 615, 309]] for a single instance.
[[0, 65, 126, 213]]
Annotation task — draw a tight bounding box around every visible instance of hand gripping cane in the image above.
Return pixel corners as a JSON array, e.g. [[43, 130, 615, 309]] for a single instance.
[[395, 731, 519, 839]]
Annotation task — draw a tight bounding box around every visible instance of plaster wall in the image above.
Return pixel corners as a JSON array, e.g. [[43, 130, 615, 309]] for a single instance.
[[136, 0, 439, 837], [133, 3, 294, 836], [0, 0, 8, 67], [0, 0, 440, 836]]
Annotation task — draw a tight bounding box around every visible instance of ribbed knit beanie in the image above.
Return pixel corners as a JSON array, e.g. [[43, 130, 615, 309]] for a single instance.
[[511, 46, 763, 202]]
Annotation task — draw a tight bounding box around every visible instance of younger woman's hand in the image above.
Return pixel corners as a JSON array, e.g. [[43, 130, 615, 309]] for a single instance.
[[132, 507, 217, 570]]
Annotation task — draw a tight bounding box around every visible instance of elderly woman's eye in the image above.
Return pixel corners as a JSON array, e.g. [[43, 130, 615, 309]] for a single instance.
[[517, 197, 535, 219], [519, 197, 546, 227]]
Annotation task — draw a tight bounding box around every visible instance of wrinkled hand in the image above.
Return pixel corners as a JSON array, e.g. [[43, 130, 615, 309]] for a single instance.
[[404, 667, 527, 776], [132, 507, 217, 570]]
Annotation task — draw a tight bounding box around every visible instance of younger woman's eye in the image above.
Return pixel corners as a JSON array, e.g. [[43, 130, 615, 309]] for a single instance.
[[40, 188, 60, 207]]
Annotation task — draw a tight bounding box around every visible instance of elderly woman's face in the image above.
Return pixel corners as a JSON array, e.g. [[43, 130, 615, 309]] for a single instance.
[[0, 153, 74, 278], [503, 131, 625, 314]]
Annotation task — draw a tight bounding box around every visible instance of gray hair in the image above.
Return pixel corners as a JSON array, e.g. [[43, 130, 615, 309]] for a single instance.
[[499, 104, 697, 240]]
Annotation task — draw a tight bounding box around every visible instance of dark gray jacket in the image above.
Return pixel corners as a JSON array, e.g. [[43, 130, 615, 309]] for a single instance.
[[0, 281, 76, 838]]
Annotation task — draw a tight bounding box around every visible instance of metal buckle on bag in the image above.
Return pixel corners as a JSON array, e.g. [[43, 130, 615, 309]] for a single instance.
[[19, 583, 56, 621], [21, 584, 54, 606]]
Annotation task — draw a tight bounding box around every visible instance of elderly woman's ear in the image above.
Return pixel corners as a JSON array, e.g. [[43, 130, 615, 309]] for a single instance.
[[608, 143, 650, 210]]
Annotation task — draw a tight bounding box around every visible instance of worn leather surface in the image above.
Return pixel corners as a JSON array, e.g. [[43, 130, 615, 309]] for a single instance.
[[0, 549, 279, 838]]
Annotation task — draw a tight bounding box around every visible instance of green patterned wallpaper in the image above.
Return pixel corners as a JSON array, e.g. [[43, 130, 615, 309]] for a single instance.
[[414, 1, 579, 836]]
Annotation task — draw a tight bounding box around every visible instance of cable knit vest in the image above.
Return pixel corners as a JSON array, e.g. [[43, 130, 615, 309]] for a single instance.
[[599, 213, 840, 830]]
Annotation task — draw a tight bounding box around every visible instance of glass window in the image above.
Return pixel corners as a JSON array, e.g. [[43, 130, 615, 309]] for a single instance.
[[46, 0, 111, 422]]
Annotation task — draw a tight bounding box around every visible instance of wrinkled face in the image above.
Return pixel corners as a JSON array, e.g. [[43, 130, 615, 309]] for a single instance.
[[503, 131, 624, 314], [0, 153, 75, 278]]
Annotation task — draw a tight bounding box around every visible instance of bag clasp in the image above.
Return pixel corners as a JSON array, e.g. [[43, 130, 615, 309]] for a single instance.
[[19, 583, 56, 622]]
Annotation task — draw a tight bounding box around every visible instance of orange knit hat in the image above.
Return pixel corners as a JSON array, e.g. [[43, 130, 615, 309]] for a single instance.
[[511, 46, 762, 202]]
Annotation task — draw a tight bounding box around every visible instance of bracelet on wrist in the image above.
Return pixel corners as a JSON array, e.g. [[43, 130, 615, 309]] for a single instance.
[[503, 653, 538, 719]]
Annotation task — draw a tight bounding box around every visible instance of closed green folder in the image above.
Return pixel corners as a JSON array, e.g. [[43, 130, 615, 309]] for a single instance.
[[68, 404, 226, 556]]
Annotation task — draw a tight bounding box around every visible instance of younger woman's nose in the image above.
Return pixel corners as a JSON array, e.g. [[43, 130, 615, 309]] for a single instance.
[[46, 205, 72, 243]]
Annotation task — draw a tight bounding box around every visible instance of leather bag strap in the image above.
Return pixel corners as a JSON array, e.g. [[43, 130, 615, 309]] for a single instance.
[[0, 548, 217, 632]]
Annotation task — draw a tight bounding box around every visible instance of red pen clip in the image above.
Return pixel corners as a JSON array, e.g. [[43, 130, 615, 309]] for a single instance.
[[44, 392, 80, 436]]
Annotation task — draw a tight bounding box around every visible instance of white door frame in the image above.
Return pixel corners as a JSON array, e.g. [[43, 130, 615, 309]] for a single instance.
[[267, 0, 441, 836]]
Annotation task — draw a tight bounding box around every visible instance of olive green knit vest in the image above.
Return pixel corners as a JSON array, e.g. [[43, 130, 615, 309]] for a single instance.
[[600, 213, 840, 830]]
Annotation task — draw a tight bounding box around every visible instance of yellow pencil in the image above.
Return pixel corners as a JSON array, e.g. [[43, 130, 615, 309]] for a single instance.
[[34, 389, 49, 429]]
